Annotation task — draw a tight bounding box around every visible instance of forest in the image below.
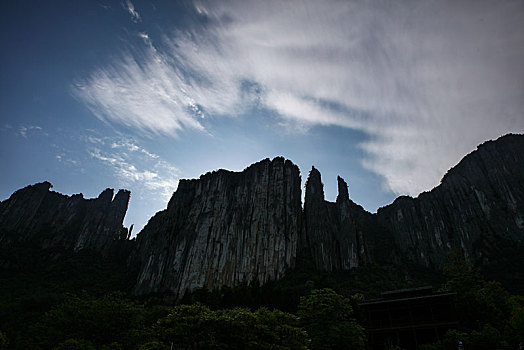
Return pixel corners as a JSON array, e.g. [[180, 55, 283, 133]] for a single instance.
[[0, 245, 523, 350]]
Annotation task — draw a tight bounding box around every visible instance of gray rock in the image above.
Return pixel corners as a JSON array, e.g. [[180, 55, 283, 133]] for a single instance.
[[130, 134, 523, 298], [301, 169, 397, 271], [131, 157, 302, 298], [376, 134, 524, 269], [2, 134, 522, 299], [0, 182, 130, 254]]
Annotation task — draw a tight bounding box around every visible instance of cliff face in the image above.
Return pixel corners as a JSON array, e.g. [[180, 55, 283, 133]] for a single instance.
[[376, 134, 524, 269], [2, 134, 522, 298], [301, 169, 401, 272], [0, 182, 130, 254], [132, 157, 302, 298], [302, 168, 373, 270], [130, 134, 523, 298]]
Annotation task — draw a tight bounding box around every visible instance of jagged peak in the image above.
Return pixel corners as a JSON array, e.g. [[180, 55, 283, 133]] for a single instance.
[[36, 181, 53, 190], [336, 176, 349, 203], [114, 189, 131, 204], [305, 166, 324, 201], [98, 188, 114, 202], [7, 181, 53, 201]]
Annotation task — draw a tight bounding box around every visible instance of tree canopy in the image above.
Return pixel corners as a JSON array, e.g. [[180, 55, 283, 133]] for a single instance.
[[297, 288, 366, 350]]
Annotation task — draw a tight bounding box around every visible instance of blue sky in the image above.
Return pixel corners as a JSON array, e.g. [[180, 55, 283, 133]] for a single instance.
[[1, 0, 523, 234]]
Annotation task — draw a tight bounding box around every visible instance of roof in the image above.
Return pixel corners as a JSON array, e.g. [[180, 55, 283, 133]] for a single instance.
[[359, 286, 456, 306]]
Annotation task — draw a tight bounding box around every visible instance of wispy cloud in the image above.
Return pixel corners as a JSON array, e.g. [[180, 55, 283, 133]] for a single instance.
[[72, 48, 208, 136], [138, 32, 150, 43], [123, 0, 141, 23], [56, 153, 79, 166], [17, 125, 43, 138], [110, 139, 159, 159], [87, 137, 178, 201], [74, 0, 524, 196]]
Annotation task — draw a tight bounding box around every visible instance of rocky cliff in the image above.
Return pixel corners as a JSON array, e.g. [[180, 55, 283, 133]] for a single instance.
[[131, 157, 302, 298], [0, 182, 130, 254], [376, 134, 524, 269], [301, 168, 391, 270], [2, 134, 522, 299], [128, 134, 524, 298]]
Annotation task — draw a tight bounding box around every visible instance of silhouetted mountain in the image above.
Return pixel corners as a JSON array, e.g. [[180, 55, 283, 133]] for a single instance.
[[1, 134, 522, 299], [0, 182, 130, 255]]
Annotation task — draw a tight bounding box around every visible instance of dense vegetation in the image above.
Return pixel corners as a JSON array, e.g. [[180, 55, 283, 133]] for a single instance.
[[0, 245, 523, 349], [1, 288, 364, 349], [420, 254, 524, 350]]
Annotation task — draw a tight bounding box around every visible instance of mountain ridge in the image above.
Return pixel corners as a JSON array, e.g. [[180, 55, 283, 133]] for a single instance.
[[1, 133, 522, 299]]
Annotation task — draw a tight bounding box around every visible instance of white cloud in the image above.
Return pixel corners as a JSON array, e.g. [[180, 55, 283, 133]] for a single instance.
[[17, 125, 43, 138], [74, 0, 524, 196], [138, 32, 150, 41], [87, 136, 104, 144], [19, 126, 27, 138], [73, 49, 208, 136], [87, 138, 178, 201], [110, 139, 159, 159], [123, 0, 141, 23], [56, 152, 80, 166]]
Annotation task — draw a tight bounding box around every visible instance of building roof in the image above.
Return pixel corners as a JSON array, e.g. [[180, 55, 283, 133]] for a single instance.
[[359, 286, 456, 306]]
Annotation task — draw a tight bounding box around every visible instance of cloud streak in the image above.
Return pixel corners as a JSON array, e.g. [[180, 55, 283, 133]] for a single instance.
[[123, 0, 141, 23], [87, 136, 179, 201], [74, 0, 524, 196]]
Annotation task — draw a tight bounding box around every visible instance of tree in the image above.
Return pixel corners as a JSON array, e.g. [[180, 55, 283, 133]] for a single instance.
[[53, 338, 96, 350], [137, 341, 169, 350], [505, 296, 524, 348], [0, 331, 8, 350], [420, 253, 523, 349], [29, 292, 146, 348], [443, 252, 513, 330], [297, 288, 366, 350], [155, 303, 309, 349]]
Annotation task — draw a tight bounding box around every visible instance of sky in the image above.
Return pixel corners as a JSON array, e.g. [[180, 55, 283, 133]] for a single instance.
[[1, 0, 523, 235]]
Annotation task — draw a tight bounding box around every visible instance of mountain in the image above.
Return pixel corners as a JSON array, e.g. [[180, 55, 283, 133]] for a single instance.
[[1, 134, 523, 299], [131, 157, 302, 297], [377, 134, 524, 270], [301, 167, 398, 271], [0, 182, 130, 255]]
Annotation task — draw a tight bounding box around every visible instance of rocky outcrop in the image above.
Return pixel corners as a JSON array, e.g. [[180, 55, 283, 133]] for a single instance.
[[130, 134, 523, 298], [2, 134, 522, 299], [0, 182, 130, 254], [131, 157, 302, 298], [300, 168, 400, 272], [302, 168, 372, 270], [376, 134, 524, 269]]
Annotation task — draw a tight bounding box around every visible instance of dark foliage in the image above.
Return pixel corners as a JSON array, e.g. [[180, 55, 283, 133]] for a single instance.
[[419, 253, 524, 349], [0, 243, 137, 348], [1, 241, 523, 349]]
